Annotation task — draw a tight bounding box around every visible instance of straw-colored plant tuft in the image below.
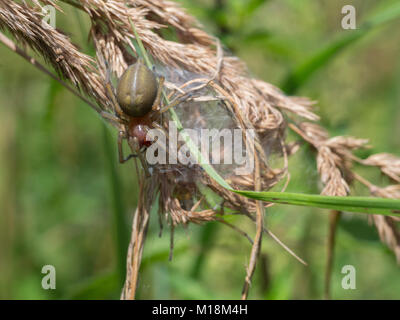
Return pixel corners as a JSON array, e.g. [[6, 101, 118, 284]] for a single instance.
[[0, 0, 399, 299]]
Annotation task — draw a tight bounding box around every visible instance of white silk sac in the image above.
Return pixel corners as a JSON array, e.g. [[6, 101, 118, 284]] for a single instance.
[[147, 63, 256, 186]]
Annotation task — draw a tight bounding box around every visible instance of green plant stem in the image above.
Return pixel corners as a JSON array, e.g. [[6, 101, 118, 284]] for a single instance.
[[102, 125, 129, 287]]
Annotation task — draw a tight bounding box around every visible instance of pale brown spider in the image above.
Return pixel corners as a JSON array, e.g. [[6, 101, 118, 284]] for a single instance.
[[101, 59, 182, 175]]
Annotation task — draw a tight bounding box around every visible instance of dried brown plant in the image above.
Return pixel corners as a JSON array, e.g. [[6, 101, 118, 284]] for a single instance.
[[0, 0, 399, 300]]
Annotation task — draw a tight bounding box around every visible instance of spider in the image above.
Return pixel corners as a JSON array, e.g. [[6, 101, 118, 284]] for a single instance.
[[102, 59, 182, 176]]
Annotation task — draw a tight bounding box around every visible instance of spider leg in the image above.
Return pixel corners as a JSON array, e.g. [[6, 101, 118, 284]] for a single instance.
[[151, 121, 165, 132], [104, 67, 128, 122], [151, 121, 190, 165], [150, 121, 170, 156], [106, 82, 127, 121], [149, 96, 184, 122], [118, 131, 139, 163], [126, 135, 151, 178], [159, 96, 186, 114], [101, 111, 124, 128], [159, 88, 202, 115], [152, 76, 165, 111], [151, 121, 174, 147]]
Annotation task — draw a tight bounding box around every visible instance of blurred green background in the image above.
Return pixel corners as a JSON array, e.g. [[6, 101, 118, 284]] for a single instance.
[[0, 0, 399, 299]]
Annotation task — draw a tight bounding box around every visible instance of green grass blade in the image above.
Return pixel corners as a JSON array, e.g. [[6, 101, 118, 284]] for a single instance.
[[65, 272, 120, 299], [234, 191, 400, 216], [141, 242, 189, 268], [102, 124, 129, 287], [167, 109, 233, 190], [282, 31, 363, 94], [190, 222, 219, 279], [128, 18, 233, 191], [167, 271, 217, 299], [283, 2, 400, 94], [127, 17, 400, 217], [236, 0, 271, 24]]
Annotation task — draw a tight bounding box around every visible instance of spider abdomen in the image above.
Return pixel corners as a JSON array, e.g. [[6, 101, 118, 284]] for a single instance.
[[116, 60, 158, 117]]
